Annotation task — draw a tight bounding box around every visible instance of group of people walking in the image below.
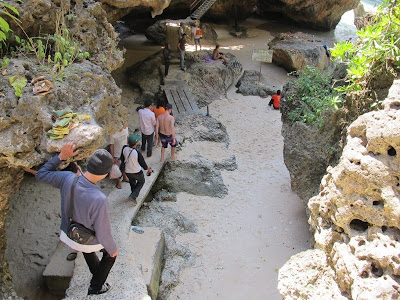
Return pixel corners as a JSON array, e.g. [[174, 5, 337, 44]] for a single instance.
[[33, 99, 178, 295]]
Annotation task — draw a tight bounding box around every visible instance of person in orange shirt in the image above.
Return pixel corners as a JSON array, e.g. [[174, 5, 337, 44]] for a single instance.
[[269, 90, 281, 110], [152, 99, 166, 146]]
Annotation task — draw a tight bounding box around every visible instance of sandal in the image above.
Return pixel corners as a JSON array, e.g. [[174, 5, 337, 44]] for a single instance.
[[116, 184, 122, 189]]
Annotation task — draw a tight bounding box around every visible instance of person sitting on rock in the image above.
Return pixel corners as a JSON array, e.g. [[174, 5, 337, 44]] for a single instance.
[[212, 44, 229, 64], [268, 90, 281, 110]]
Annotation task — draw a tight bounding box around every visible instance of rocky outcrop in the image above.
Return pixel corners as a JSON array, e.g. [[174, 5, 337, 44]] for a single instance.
[[126, 50, 242, 107], [258, 0, 360, 31], [281, 64, 346, 204], [0, 58, 126, 294], [186, 51, 243, 107], [236, 70, 279, 97], [268, 32, 332, 72], [101, 0, 171, 17], [7, 0, 124, 71], [279, 80, 400, 299]]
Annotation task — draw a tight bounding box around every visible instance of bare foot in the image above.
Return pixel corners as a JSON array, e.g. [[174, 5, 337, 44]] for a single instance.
[[160, 158, 165, 162], [171, 155, 178, 160]]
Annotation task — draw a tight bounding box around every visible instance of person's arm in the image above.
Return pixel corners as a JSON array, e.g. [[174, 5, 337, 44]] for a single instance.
[[136, 150, 149, 170], [36, 142, 79, 188], [155, 117, 160, 139], [23, 167, 37, 175], [177, 41, 181, 52], [110, 143, 117, 164], [170, 117, 176, 140]]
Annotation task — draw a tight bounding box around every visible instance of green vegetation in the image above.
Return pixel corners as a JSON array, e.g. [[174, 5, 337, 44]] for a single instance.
[[331, 0, 400, 107], [0, 0, 20, 45], [8, 74, 27, 97], [1, 3, 89, 81], [287, 66, 344, 128], [288, 0, 400, 128]]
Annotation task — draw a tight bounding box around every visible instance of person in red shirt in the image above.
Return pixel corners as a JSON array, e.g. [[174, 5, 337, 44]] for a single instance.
[[269, 90, 281, 110]]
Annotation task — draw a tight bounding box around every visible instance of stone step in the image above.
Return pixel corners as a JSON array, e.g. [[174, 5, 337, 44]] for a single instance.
[[130, 227, 165, 299]]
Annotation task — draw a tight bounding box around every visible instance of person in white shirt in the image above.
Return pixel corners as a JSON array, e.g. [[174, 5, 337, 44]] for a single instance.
[[191, 23, 202, 51], [110, 123, 129, 188], [138, 100, 156, 157], [122, 134, 153, 203]]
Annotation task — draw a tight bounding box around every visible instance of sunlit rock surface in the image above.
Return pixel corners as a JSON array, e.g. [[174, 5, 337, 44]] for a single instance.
[[279, 80, 400, 299]]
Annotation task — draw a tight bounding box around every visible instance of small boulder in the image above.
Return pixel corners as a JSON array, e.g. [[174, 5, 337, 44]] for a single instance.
[[236, 70, 278, 97], [268, 32, 331, 72]]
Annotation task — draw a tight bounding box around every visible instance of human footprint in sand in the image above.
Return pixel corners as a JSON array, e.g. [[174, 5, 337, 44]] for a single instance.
[[156, 103, 178, 162]]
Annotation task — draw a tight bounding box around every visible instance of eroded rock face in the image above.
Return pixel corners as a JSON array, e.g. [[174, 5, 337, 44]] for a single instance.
[[0, 58, 126, 293], [125, 49, 242, 107], [258, 0, 359, 31], [280, 64, 346, 204], [279, 81, 400, 299], [268, 32, 332, 72], [186, 51, 243, 107], [7, 0, 124, 71], [101, 0, 171, 17]]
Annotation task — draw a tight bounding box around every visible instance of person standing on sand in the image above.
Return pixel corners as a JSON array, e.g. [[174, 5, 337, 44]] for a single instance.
[[192, 23, 202, 51], [177, 33, 187, 71], [155, 103, 178, 162], [123, 134, 153, 203], [138, 99, 156, 158], [110, 123, 129, 188], [36, 143, 118, 296]]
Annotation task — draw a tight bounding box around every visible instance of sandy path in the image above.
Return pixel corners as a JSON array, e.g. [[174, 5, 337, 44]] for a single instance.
[[159, 19, 311, 299]]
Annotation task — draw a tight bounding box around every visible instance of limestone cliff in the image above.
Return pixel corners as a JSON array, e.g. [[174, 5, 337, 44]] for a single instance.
[[279, 80, 400, 299], [258, 0, 360, 30], [0, 58, 126, 294]]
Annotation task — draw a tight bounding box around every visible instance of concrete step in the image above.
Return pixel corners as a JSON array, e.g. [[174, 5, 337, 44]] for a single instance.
[[43, 242, 76, 297], [43, 150, 167, 299], [130, 227, 165, 299]]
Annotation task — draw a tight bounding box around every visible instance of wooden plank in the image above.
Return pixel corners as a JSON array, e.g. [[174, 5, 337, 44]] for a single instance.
[[170, 88, 186, 115], [176, 88, 193, 113], [181, 88, 200, 113], [164, 89, 179, 114]]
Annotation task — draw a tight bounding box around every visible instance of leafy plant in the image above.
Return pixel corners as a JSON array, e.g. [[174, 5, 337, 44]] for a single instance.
[[331, 0, 400, 107], [0, 0, 20, 45], [8, 74, 27, 97], [287, 66, 344, 128]]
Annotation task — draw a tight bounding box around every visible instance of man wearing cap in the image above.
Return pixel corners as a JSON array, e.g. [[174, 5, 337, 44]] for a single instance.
[[156, 103, 178, 162], [36, 142, 118, 296], [122, 134, 153, 203]]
